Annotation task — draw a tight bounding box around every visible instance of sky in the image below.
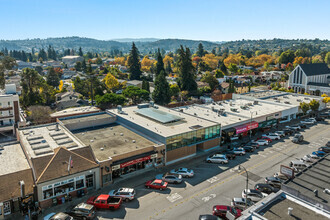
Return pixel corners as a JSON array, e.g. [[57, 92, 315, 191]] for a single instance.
[[0, 0, 329, 42]]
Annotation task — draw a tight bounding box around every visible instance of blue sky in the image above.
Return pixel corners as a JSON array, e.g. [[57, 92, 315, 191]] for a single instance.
[[1, 0, 329, 41]]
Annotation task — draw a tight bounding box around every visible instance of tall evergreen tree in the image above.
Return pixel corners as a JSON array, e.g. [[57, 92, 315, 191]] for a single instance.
[[127, 42, 142, 80], [38, 49, 47, 61], [82, 59, 87, 72], [155, 49, 165, 76], [46, 67, 60, 87], [78, 47, 83, 56], [197, 43, 205, 57], [142, 79, 150, 92], [177, 46, 197, 94], [152, 70, 171, 105], [165, 60, 172, 74]]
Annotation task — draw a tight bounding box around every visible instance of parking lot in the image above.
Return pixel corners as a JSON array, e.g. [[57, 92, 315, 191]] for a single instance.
[[41, 117, 330, 220]]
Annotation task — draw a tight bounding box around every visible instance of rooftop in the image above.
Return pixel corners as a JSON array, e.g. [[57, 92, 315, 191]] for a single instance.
[[62, 55, 82, 59], [174, 99, 292, 129], [107, 105, 218, 137], [59, 111, 109, 125], [18, 123, 85, 158], [73, 123, 157, 161], [0, 142, 30, 176]]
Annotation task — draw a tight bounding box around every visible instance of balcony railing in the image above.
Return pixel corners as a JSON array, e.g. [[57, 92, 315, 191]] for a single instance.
[[0, 114, 14, 119]]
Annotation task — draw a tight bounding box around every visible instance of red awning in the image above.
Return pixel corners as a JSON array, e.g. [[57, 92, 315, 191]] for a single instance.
[[235, 121, 259, 134]]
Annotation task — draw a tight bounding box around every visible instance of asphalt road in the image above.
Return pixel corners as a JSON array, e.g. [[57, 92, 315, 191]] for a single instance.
[[95, 119, 330, 220]]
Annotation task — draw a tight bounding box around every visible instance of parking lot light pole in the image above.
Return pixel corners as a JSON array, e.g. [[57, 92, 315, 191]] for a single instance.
[[249, 111, 257, 140], [238, 165, 249, 210]]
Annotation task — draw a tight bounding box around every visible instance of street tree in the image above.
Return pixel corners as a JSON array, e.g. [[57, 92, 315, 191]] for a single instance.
[[309, 99, 320, 113], [299, 102, 310, 115]]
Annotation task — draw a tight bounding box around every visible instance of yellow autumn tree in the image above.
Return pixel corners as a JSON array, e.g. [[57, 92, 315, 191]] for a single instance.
[[202, 54, 221, 70], [224, 53, 245, 67], [59, 80, 64, 92], [141, 56, 155, 72], [114, 57, 126, 66], [103, 73, 119, 91]]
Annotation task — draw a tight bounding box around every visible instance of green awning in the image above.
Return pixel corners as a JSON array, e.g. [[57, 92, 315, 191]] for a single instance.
[[258, 119, 277, 128]]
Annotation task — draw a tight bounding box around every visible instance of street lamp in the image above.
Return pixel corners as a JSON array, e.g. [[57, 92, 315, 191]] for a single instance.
[[238, 165, 249, 210], [249, 111, 258, 140]]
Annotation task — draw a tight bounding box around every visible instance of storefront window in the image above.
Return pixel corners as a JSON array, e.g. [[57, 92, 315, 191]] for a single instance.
[[76, 179, 84, 189], [54, 182, 75, 196], [103, 174, 112, 185], [43, 188, 53, 200]]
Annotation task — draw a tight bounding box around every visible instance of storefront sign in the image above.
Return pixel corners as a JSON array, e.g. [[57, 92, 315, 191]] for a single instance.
[[120, 155, 151, 168], [112, 164, 121, 171], [150, 153, 158, 159], [235, 121, 259, 134], [280, 165, 294, 178], [266, 116, 274, 121], [258, 119, 277, 128]]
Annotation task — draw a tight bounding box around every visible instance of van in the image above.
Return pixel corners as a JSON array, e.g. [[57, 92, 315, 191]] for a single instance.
[[289, 160, 308, 172], [292, 134, 304, 143]]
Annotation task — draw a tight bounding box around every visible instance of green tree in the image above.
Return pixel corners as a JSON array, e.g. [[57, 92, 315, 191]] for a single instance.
[[279, 50, 295, 64], [155, 49, 165, 76], [228, 63, 238, 73], [165, 60, 172, 74], [20, 68, 44, 107], [228, 81, 235, 93], [96, 57, 103, 65], [127, 42, 142, 80], [201, 72, 219, 91], [215, 69, 225, 78], [35, 66, 43, 74], [299, 102, 310, 115], [309, 99, 320, 112], [78, 47, 83, 56], [196, 43, 205, 57], [218, 59, 227, 74], [0, 53, 17, 89], [46, 67, 60, 87], [123, 86, 149, 104], [142, 79, 150, 92], [152, 70, 171, 105], [325, 52, 330, 65], [95, 93, 126, 110], [38, 48, 47, 61], [170, 84, 180, 97], [82, 59, 87, 72], [177, 45, 197, 94], [75, 61, 82, 71]]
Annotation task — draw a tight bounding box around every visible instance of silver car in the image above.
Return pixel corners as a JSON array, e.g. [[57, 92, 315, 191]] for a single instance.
[[156, 173, 183, 184], [170, 167, 194, 177], [231, 198, 254, 210], [109, 188, 136, 201]]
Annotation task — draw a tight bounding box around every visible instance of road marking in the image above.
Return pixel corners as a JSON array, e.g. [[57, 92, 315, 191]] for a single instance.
[[201, 194, 216, 203], [166, 193, 183, 203], [207, 176, 219, 183]]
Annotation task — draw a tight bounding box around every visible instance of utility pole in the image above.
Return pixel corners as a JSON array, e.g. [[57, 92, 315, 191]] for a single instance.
[[238, 165, 249, 210]]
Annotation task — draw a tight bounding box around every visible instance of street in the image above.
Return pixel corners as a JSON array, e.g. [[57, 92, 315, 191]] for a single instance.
[[41, 118, 330, 220]]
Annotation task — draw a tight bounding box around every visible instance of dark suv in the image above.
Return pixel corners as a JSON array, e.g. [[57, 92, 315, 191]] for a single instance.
[[224, 150, 236, 160], [254, 183, 279, 194], [66, 203, 96, 220]]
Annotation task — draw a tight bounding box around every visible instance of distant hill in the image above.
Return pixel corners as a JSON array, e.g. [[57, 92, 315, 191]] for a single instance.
[[0, 37, 328, 54], [0, 37, 221, 53]]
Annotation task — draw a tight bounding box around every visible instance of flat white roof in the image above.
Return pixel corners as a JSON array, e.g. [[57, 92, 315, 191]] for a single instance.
[[264, 94, 323, 107], [18, 123, 85, 158], [0, 143, 30, 176], [50, 106, 100, 117], [107, 105, 218, 137]]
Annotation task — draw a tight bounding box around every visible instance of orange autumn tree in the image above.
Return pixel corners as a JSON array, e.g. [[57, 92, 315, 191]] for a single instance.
[[141, 56, 155, 72], [114, 57, 126, 66], [202, 54, 222, 70]]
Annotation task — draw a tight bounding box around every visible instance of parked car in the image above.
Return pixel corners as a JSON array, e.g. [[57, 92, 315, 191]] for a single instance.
[[66, 203, 96, 220], [300, 119, 314, 125], [231, 198, 254, 210], [199, 215, 221, 220], [108, 188, 136, 201], [274, 131, 285, 137], [265, 176, 282, 188], [225, 150, 236, 160], [242, 189, 266, 202], [297, 123, 307, 129], [145, 179, 168, 190], [326, 141, 330, 147], [291, 134, 304, 143], [44, 213, 73, 220], [320, 113, 330, 118], [318, 146, 330, 153], [156, 173, 182, 184], [242, 145, 255, 153], [206, 154, 229, 164], [289, 160, 308, 172], [315, 117, 325, 121], [257, 136, 272, 143], [254, 183, 279, 194], [302, 154, 320, 163], [262, 133, 281, 140], [170, 167, 194, 177], [312, 151, 326, 157], [245, 142, 260, 149], [274, 172, 290, 181], [283, 128, 294, 135], [253, 139, 269, 146], [86, 195, 122, 210], [308, 118, 317, 123], [233, 147, 246, 156], [212, 205, 242, 219], [286, 125, 301, 131]]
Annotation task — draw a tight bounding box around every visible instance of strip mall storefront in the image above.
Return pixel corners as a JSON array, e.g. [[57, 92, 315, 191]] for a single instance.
[[234, 121, 259, 138], [258, 119, 278, 131], [111, 152, 158, 179]]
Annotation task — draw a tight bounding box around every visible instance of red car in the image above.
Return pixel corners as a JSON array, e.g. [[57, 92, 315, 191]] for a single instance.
[[145, 179, 168, 190], [257, 136, 272, 143], [213, 205, 241, 219], [86, 194, 122, 210]]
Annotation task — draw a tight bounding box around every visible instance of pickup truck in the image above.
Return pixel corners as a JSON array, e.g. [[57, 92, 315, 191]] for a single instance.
[[86, 194, 122, 210]]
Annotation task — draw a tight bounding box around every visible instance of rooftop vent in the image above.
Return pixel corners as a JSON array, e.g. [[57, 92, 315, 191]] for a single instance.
[[132, 140, 136, 143]]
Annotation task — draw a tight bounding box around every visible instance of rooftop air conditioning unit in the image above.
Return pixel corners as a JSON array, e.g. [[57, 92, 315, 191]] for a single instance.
[[253, 101, 259, 105], [117, 105, 122, 112]]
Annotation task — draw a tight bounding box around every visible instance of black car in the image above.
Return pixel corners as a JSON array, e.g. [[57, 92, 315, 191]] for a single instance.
[[326, 141, 330, 147], [243, 145, 255, 152], [297, 123, 307, 129], [66, 203, 96, 220], [319, 146, 330, 153], [225, 150, 236, 160], [283, 129, 294, 135], [199, 214, 221, 220], [315, 117, 325, 121], [254, 183, 279, 194]]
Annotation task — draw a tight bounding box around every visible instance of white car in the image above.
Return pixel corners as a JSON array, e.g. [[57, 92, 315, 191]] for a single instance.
[[233, 147, 246, 156], [308, 118, 317, 123], [300, 119, 314, 125], [262, 133, 281, 140], [254, 139, 269, 146], [286, 125, 301, 131], [109, 188, 136, 201], [275, 131, 285, 137], [44, 213, 73, 220], [301, 154, 320, 163], [170, 167, 194, 177], [206, 154, 228, 164], [241, 189, 266, 202]]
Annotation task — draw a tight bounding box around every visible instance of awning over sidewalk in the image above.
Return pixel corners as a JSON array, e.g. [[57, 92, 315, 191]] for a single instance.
[[234, 121, 259, 134], [258, 119, 277, 128]]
